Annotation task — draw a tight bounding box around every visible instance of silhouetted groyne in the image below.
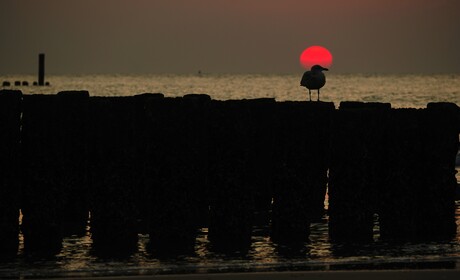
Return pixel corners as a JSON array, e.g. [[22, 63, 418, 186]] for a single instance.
[[271, 101, 333, 243], [0, 89, 459, 256], [328, 102, 391, 242], [0, 90, 21, 255]]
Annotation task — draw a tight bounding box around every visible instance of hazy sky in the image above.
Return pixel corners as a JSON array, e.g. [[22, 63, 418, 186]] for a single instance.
[[1, 0, 459, 74]]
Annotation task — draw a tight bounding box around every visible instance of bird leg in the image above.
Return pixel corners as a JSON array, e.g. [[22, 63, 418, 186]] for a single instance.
[[309, 89, 312, 101], [317, 89, 320, 101]]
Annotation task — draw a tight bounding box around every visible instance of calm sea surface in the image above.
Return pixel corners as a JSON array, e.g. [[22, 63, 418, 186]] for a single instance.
[[0, 73, 459, 278], [1, 73, 460, 107]]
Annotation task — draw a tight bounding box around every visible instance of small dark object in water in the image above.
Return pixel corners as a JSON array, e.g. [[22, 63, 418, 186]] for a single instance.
[[33, 81, 38, 86], [2, 81, 10, 87], [45, 82, 50, 86], [14, 81, 21, 86], [38, 53, 45, 86], [22, 81, 29, 86]]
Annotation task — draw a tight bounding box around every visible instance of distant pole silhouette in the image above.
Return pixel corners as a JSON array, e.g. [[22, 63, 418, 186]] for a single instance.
[[38, 53, 45, 86], [300, 65, 328, 101]]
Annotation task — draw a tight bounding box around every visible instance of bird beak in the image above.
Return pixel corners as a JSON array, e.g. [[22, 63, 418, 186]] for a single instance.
[[323, 67, 329, 71]]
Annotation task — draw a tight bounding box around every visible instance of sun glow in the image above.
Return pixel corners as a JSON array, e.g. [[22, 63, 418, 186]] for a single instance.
[[300, 46, 333, 69]]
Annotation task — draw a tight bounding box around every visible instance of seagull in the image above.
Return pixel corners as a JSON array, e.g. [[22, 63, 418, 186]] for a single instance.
[[300, 65, 328, 101]]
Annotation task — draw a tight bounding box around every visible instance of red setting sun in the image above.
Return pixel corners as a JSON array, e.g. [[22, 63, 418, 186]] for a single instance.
[[300, 46, 333, 69]]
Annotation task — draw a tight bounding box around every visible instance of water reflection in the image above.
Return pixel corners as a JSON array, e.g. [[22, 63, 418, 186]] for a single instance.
[[1, 201, 460, 278], [56, 224, 94, 271]]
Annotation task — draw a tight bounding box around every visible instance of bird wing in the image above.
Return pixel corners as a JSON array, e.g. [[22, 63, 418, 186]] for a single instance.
[[300, 71, 312, 87]]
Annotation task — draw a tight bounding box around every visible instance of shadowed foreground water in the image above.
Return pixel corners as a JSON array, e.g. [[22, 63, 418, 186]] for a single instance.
[[0, 199, 459, 279]]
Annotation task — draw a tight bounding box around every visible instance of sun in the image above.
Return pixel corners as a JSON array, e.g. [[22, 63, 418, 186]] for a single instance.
[[300, 46, 333, 69]]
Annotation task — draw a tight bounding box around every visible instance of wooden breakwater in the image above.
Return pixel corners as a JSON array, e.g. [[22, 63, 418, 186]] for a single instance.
[[0, 89, 459, 256]]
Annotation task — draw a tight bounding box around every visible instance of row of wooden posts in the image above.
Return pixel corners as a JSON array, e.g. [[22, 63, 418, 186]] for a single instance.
[[0, 89, 458, 256]]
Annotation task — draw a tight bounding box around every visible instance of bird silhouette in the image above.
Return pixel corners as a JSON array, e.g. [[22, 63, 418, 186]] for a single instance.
[[300, 65, 328, 101]]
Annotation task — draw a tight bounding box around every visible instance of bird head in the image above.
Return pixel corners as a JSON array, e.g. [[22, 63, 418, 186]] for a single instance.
[[311, 65, 329, 72]]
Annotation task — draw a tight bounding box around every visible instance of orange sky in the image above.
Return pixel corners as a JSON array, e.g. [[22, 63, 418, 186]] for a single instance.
[[1, 0, 459, 74]]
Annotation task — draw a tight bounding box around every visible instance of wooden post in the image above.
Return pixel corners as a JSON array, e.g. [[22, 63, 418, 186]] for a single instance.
[[88, 96, 139, 257], [21, 94, 62, 253], [271, 101, 334, 243], [145, 94, 210, 256], [328, 102, 390, 242], [207, 100, 255, 251], [0, 90, 22, 256], [379, 104, 459, 241], [38, 53, 45, 86]]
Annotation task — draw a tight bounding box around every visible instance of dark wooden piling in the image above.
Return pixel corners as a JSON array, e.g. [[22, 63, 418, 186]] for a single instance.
[[181, 94, 212, 229], [144, 95, 210, 255], [0, 90, 22, 255], [379, 108, 427, 240], [423, 103, 458, 237], [244, 98, 277, 226], [38, 53, 45, 86], [88, 96, 139, 256], [132, 93, 165, 234], [379, 104, 459, 241], [0, 89, 457, 255], [21, 91, 90, 252], [21, 95, 62, 252], [328, 102, 391, 242], [271, 101, 334, 243], [207, 100, 258, 249], [55, 91, 90, 235]]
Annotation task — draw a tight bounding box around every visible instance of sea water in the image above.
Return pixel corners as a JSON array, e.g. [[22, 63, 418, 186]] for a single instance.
[[0, 73, 459, 278], [1, 73, 460, 107]]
